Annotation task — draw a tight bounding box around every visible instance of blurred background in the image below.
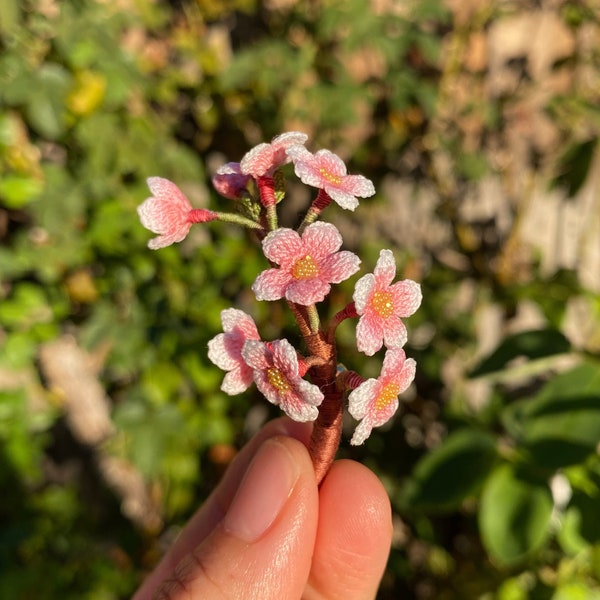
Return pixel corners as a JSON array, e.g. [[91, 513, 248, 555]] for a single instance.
[[1, 0, 600, 598]]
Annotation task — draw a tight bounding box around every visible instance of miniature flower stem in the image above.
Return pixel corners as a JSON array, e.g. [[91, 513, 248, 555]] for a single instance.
[[298, 189, 332, 234], [213, 212, 264, 230], [257, 176, 278, 230], [306, 304, 320, 334], [327, 301, 358, 343], [336, 369, 365, 392], [289, 301, 342, 485], [305, 332, 342, 485]]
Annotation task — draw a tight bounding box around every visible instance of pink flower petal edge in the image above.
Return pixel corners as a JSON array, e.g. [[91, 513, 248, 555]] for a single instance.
[[252, 222, 360, 305], [242, 339, 323, 422], [212, 162, 251, 199], [353, 249, 422, 355], [348, 348, 416, 445], [138, 177, 216, 249], [240, 131, 308, 178], [137, 177, 194, 249], [286, 146, 375, 211], [207, 309, 260, 395]]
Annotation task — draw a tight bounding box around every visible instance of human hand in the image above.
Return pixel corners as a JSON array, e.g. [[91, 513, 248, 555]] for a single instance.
[[133, 417, 392, 599]]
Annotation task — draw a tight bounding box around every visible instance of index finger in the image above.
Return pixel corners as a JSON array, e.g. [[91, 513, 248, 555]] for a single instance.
[[133, 417, 313, 599]]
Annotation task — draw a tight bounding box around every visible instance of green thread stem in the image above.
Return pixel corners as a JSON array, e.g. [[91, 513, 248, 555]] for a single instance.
[[214, 212, 264, 230]]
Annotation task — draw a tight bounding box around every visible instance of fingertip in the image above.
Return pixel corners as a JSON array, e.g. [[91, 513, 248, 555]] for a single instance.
[[155, 434, 319, 600], [133, 419, 314, 600], [307, 459, 392, 600], [322, 459, 392, 550]]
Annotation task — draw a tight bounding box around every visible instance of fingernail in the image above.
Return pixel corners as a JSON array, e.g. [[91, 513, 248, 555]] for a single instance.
[[223, 438, 299, 543]]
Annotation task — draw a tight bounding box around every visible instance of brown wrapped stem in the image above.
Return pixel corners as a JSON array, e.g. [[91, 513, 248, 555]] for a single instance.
[[308, 379, 343, 485], [289, 302, 343, 484]]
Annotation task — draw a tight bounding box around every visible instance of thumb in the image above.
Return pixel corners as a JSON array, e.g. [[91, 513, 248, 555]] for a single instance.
[[154, 436, 319, 600]]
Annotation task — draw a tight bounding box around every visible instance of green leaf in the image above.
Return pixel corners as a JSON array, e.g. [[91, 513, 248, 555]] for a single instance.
[[469, 329, 572, 378], [559, 460, 600, 554], [551, 138, 597, 198], [399, 429, 498, 511], [502, 362, 600, 468], [0, 175, 44, 208], [479, 464, 553, 566], [26, 63, 72, 139], [553, 583, 600, 600], [0, 283, 51, 329], [113, 401, 187, 477], [0, 0, 20, 38]]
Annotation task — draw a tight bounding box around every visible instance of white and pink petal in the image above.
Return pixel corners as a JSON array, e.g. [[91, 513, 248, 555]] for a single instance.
[[147, 177, 193, 211], [221, 308, 259, 338], [301, 222, 343, 260], [280, 385, 322, 422], [286, 278, 331, 305], [373, 249, 397, 287], [319, 251, 361, 284], [350, 418, 374, 446], [381, 318, 408, 350], [356, 314, 385, 356], [252, 268, 292, 301], [390, 280, 423, 317], [261, 228, 303, 267], [324, 187, 359, 211], [241, 340, 271, 371], [207, 333, 239, 371], [221, 368, 253, 395], [343, 174, 376, 198], [348, 378, 379, 420], [353, 273, 376, 314]]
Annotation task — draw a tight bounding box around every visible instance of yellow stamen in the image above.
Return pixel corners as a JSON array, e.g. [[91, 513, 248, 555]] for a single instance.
[[375, 382, 400, 411], [292, 255, 319, 280], [267, 367, 291, 392], [319, 167, 342, 185], [371, 290, 394, 318]]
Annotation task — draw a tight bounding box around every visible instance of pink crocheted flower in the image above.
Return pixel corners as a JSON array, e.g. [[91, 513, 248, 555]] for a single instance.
[[242, 339, 323, 422], [286, 146, 375, 211], [207, 309, 261, 394], [348, 348, 416, 445], [138, 177, 217, 249], [252, 222, 360, 305], [240, 131, 308, 178], [212, 162, 251, 199], [353, 249, 422, 356]]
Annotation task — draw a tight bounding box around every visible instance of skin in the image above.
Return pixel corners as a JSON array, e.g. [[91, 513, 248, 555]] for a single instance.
[[133, 417, 393, 600]]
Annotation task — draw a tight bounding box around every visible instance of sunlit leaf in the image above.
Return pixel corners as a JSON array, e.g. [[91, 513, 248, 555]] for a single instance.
[[469, 329, 572, 378], [0, 175, 43, 208], [66, 70, 106, 116], [479, 464, 553, 566], [399, 429, 498, 511], [502, 362, 600, 468]]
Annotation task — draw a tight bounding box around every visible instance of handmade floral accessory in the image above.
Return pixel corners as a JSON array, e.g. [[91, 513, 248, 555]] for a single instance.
[[138, 133, 422, 482]]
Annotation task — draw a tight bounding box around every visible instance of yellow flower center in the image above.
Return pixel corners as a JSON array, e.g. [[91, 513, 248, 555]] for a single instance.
[[292, 254, 319, 280], [375, 382, 400, 411], [370, 290, 394, 318], [267, 367, 291, 392], [319, 167, 342, 185]]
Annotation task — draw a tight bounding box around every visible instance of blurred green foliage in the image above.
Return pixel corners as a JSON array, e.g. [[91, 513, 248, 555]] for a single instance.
[[1, 0, 600, 598]]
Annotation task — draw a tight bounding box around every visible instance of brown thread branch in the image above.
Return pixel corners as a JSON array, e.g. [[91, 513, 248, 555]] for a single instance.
[[304, 331, 342, 485], [288, 302, 342, 485], [298, 189, 333, 234], [327, 301, 358, 343]]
